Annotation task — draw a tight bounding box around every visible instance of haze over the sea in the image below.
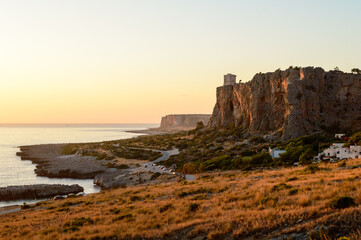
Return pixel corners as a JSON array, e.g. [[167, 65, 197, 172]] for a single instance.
[[1, 0, 361, 124]]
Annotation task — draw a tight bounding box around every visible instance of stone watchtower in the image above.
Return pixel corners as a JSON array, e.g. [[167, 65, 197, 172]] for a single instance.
[[224, 73, 236, 86]]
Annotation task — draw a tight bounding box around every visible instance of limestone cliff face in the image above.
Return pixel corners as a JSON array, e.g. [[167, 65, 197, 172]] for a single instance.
[[208, 67, 361, 140], [160, 114, 211, 129]]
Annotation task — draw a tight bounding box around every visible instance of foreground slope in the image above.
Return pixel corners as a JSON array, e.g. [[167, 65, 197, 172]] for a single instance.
[[2, 159, 361, 239]]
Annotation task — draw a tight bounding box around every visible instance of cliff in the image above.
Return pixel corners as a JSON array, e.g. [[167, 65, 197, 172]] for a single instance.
[[160, 114, 211, 129], [208, 67, 361, 140]]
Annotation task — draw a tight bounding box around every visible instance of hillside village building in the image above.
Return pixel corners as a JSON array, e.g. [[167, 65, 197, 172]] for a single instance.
[[321, 143, 361, 160], [335, 134, 346, 139], [269, 148, 286, 158], [224, 73, 236, 86]]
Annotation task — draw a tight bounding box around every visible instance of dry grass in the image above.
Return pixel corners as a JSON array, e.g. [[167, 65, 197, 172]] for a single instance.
[[2, 159, 361, 239]]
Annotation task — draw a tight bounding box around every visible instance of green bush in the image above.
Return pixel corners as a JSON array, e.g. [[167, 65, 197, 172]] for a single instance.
[[345, 131, 361, 146], [251, 152, 272, 166], [199, 155, 233, 171], [62, 144, 77, 155]]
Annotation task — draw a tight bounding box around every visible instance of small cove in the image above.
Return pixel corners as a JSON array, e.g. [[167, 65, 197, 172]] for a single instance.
[[0, 124, 157, 207]]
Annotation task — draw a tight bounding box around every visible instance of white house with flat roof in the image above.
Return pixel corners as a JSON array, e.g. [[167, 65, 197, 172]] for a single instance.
[[269, 147, 286, 158], [322, 143, 361, 160], [335, 133, 346, 139]]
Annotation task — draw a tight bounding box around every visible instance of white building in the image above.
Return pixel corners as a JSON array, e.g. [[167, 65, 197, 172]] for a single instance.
[[269, 147, 286, 158], [322, 143, 361, 160], [335, 133, 345, 139], [224, 73, 236, 86]]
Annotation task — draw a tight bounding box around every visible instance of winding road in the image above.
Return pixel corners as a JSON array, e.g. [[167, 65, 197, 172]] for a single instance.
[[134, 148, 195, 181]]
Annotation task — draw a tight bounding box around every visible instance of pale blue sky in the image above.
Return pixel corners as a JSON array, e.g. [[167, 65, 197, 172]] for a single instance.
[[0, 0, 360, 123]]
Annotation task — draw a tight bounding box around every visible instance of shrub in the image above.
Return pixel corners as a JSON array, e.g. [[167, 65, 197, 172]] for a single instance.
[[285, 177, 298, 182], [63, 217, 94, 232], [130, 196, 142, 202], [345, 131, 361, 146], [189, 203, 200, 212], [249, 136, 265, 143], [177, 191, 188, 198], [272, 183, 292, 192], [329, 196, 355, 209], [289, 188, 299, 195], [199, 155, 233, 171], [159, 204, 172, 213], [183, 163, 197, 174], [338, 161, 346, 168], [106, 162, 129, 169], [62, 144, 77, 155], [304, 164, 320, 174], [251, 152, 272, 166], [259, 196, 273, 205], [21, 202, 31, 210], [112, 214, 133, 222]]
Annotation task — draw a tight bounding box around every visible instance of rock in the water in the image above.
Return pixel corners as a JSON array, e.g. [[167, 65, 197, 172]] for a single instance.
[[0, 184, 84, 201], [208, 67, 361, 140]]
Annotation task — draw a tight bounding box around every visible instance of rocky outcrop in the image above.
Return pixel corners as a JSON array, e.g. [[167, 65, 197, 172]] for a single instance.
[[208, 67, 361, 140], [18, 144, 106, 179], [0, 184, 83, 201], [160, 114, 211, 129]]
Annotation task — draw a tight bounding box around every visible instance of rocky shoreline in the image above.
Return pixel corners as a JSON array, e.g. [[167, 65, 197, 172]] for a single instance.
[[17, 144, 109, 179], [0, 184, 83, 201], [16, 143, 182, 190]]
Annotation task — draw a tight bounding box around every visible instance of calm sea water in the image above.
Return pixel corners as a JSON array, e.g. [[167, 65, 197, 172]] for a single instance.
[[0, 124, 157, 207]]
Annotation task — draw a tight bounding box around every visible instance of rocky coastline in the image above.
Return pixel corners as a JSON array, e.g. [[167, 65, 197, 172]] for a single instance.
[[17, 144, 109, 179], [0, 184, 83, 201], [16, 142, 182, 190]]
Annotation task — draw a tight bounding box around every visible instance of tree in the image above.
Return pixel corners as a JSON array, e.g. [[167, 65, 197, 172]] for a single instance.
[[334, 67, 340, 71], [182, 163, 197, 174], [351, 68, 361, 74]]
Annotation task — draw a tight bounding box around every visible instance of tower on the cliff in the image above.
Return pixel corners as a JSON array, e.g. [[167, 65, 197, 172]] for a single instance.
[[224, 73, 236, 86]]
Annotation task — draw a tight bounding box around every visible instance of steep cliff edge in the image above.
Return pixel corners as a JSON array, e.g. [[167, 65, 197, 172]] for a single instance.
[[160, 114, 211, 130], [208, 67, 361, 140]]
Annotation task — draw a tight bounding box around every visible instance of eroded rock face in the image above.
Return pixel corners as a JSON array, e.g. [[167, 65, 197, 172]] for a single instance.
[[0, 184, 84, 201], [160, 114, 211, 129], [208, 67, 361, 140]]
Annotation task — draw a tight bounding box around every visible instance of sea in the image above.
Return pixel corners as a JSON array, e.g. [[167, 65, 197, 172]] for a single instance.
[[0, 123, 157, 207]]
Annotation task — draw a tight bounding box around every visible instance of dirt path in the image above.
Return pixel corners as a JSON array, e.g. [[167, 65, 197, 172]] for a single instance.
[[135, 148, 195, 181]]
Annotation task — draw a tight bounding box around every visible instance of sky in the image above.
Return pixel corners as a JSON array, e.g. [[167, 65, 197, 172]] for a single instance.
[[1, 0, 361, 124]]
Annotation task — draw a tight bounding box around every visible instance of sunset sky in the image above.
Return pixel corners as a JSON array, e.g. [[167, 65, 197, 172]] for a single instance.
[[1, 0, 361, 124]]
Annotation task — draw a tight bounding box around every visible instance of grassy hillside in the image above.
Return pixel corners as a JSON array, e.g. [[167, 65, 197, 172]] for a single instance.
[[2, 159, 361, 239]]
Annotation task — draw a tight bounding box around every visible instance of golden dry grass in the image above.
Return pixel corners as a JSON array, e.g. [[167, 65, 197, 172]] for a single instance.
[[2, 159, 361, 239]]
